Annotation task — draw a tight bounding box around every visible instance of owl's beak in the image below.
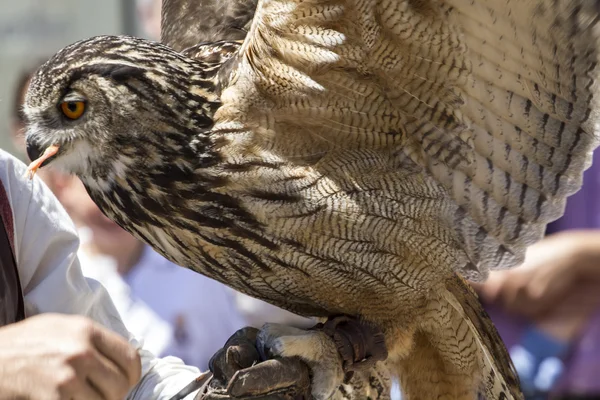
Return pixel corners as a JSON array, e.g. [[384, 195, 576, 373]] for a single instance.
[[26, 140, 44, 164], [25, 144, 60, 179]]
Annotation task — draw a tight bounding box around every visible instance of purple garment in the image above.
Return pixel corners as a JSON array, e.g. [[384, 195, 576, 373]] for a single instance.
[[486, 149, 600, 395]]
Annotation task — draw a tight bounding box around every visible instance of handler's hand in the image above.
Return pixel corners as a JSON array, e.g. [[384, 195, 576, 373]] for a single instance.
[[0, 313, 141, 400], [174, 326, 390, 400]]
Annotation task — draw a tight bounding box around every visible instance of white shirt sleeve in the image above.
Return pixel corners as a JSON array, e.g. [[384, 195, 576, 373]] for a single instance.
[[77, 237, 175, 359], [0, 150, 202, 400]]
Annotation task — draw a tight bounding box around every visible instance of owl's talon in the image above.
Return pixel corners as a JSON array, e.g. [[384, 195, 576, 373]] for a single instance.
[[317, 316, 388, 374], [258, 323, 344, 399]]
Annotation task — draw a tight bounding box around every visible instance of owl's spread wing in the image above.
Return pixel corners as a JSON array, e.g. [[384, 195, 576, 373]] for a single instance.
[[161, 0, 257, 51], [221, 0, 600, 280]]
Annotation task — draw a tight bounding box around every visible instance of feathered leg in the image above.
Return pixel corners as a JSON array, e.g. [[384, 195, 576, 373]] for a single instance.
[[393, 331, 477, 400], [393, 274, 522, 400]]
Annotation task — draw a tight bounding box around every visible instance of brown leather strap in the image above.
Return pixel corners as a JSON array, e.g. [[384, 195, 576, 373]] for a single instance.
[[0, 180, 24, 325]]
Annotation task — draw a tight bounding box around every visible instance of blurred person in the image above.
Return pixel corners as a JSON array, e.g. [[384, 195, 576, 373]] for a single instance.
[[474, 150, 600, 399], [9, 65, 31, 155], [9, 61, 66, 194]]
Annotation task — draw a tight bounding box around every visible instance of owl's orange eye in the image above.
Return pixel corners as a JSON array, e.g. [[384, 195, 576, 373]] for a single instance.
[[60, 101, 86, 120]]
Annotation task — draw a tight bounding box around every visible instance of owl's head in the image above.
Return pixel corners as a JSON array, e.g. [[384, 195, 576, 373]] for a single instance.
[[23, 35, 223, 181]]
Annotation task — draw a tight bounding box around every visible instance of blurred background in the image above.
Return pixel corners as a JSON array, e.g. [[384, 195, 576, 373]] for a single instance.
[[1, 2, 600, 400]]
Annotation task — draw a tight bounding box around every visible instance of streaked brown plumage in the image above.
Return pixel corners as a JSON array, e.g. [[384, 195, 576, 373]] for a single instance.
[[23, 1, 600, 399]]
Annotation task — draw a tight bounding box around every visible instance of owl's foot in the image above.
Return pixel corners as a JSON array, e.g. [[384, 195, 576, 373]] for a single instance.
[[317, 316, 388, 375], [258, 316, 388, 400]]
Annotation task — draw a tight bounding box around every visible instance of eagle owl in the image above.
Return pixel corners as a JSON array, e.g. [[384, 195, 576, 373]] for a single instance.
[[24, 0, 600, 399]]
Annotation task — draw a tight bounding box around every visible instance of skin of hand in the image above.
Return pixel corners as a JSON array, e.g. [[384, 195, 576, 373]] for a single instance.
[[0, 313, 142, 400], [472, 230, 600, 341]]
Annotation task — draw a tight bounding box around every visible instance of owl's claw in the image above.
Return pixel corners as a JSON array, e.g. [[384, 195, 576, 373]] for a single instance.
[[258, 323, 343, 400], [317, 316, 388, 378]]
